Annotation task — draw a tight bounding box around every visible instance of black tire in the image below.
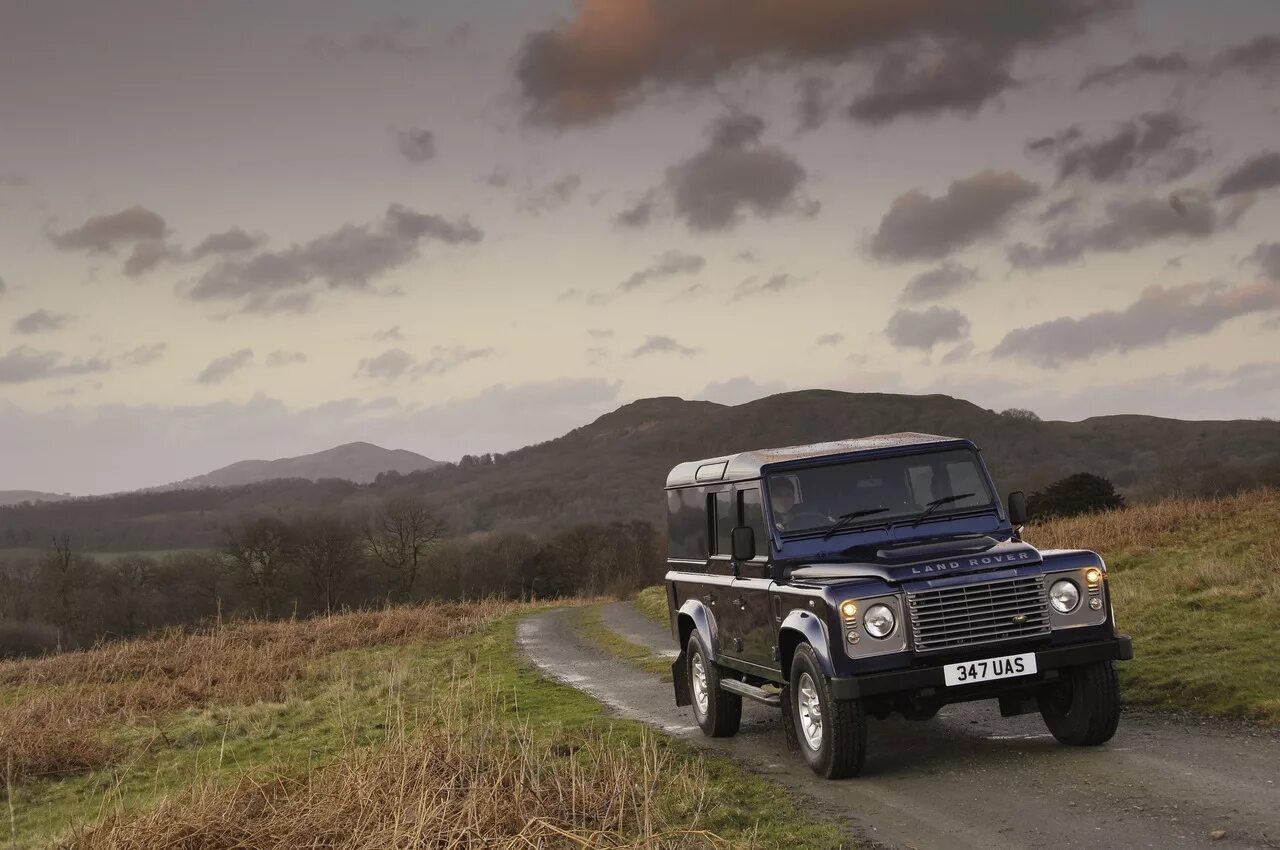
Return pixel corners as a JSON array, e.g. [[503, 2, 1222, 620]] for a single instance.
[[686, 629, 741, 738], [789, 644, 866, 778], [1038, 660, 1121, 746]]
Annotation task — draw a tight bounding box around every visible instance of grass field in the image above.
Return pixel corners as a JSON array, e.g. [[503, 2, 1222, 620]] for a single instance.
[[635, 489, 1280, 726], [2, 602, 846, 848]]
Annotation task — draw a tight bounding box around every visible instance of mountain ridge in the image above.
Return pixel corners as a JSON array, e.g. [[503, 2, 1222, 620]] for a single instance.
[[162, 441, 444, 490]]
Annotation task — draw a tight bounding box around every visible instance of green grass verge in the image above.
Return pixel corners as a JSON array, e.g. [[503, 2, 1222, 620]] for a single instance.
[[634, 585, 670, 626], [574, 605, 673, 681], [9, 608, 850, 849]]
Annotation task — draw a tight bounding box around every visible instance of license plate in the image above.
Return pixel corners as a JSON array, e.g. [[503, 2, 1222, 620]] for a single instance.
[[943, 652, 1036, 687]]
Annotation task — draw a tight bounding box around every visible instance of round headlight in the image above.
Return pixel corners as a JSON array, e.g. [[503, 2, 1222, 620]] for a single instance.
[[1050, 579, 1080, 614], [863, 604, 896, 638]]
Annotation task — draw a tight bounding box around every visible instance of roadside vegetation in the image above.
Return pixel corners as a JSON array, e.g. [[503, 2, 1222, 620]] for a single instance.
[[4, 602, 846, 849], [1028, 488, 1280, 724]]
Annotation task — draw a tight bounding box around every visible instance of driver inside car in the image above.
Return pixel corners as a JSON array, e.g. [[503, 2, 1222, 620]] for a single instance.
[[770, 476, 827, 532]]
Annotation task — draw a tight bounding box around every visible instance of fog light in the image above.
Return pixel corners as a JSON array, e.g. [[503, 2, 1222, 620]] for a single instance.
[[1050, 579, 1080, 614], [847, 631, 859, 644], [839, 600, 858, 620], [1084, 567, 1103, 586], [1089, 597, 1103, 610]]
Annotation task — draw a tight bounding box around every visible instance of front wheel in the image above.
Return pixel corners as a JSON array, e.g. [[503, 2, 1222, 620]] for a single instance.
[[790, 644, 866, 778], [686, 629, 741, 737], [1038, 660, 1121, 746]]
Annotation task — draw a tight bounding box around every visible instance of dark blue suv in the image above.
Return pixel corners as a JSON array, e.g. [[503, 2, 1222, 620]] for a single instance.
[[663, 433, 1133, 778]]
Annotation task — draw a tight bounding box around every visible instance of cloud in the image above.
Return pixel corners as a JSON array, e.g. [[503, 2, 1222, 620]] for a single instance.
[[732, 273, 797, 301], [0, 172, 27, 188], [993, 279, 1280, 367], [515, 0, 1124, 126], [796, 76, 835, 131], [394, 127, 436, 164], [518, 175, 582, 214], [614, 196, 656, 228], [630, 335, 699, 357], [665, 113, 811, 232], [373, 326, 405, 341], [618, 250, 704, 292], [120, 343, 167, 367], [1028, 111, 1205, 184], [191, 227, 265, 259], [699, 377, 786, 406], [870, 170, 1039, 262], [849, 41, 1016, 125], [49, 206, 168, 253], [13, 309, 71, 335], [815, 333, 844, 347], [1078, 51, 1193, 89], [418, 345, 494, 375], [187, 204, 482, 315], [0, 379, 622, 494], [1007, 190, 1244, 270], [196, 349, 254, 384], [1217, 151, 1280, 198], [1211, 34, 1280, 78], [885, 306, 971, 349], [901, 262, 979, 303], [356, 348, 415, 381], [1251, 242, 1280, 282], [266, 350, 308, 367], [0, 275, 6, 295], [586, 329, 614, 340], [308, 17, 429, 61], [123, 239, 183, 277], [0, 347, 110, 384]]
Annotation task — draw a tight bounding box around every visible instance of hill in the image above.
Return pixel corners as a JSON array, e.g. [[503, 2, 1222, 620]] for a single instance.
[[0, 491, 70, 507], [3, 389, 1280, 551], [163, 441, 443, 489]]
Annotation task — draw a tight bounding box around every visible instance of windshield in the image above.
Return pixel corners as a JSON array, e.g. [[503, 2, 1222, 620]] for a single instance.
[[766, 449, 995, 536]]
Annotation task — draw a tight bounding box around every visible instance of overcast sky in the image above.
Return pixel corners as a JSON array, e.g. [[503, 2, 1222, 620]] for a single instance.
[[2, 0, 1280, 494]]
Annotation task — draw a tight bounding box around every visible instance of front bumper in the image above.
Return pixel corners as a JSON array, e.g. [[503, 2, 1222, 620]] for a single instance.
[[829, 635, 1133, 700]]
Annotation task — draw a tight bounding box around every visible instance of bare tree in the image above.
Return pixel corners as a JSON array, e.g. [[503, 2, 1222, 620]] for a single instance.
[[364, 497, 446, 601], [225, 518, 293, 617], [36, 534, 86, 650], [294, 515, 361, 614]]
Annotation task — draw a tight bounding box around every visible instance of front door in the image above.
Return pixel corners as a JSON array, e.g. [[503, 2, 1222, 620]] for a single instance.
[[729, 486, 778, 674]]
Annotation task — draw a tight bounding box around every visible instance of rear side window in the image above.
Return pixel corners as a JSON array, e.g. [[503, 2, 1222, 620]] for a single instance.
[[666, 488, 707, 559], [713, 491, 734, 555], [739, 488, 766, 552]]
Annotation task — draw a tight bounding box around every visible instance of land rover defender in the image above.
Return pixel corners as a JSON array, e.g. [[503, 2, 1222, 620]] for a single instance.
[[662, 433, 1133, 778]]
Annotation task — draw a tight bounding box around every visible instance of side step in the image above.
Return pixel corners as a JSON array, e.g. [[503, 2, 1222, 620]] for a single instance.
[[720, 678, 782, 707]]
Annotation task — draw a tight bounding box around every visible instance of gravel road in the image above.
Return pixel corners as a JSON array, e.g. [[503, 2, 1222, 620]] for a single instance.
[[518, 603, 1280, 850]]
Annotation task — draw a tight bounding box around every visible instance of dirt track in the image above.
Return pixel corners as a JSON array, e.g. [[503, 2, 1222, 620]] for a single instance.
[[518, 603, 1280, 850]]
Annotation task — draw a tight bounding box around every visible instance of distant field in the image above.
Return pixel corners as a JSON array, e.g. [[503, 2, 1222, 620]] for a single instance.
[[2, 601, 841, 848]]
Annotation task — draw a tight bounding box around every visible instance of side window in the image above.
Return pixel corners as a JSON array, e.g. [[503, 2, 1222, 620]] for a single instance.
[[666, 488, 707, 559], [738, 488, 766, 554], [713, 491, 734, 555]]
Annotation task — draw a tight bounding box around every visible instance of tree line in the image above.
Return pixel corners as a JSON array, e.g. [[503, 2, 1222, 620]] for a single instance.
[[0, 497, 664, 658]]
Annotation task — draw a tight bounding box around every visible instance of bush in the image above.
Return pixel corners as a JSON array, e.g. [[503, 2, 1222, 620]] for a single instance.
[[1028, 473, 1125, 519], [0, 620, 59, 659]]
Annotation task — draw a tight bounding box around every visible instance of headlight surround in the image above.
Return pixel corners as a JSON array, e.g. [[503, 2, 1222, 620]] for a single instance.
[[1049, 579, 1081, 614], [863, 603, 896, 638]]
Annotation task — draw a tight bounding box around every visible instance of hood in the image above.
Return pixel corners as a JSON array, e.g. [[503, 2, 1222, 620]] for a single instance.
[[790, 537, 1042, 584]]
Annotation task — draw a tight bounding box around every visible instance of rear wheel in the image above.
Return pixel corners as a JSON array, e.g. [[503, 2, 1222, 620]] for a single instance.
[[1038, 661, 1121, 746], [687, 629, 741, 737], [789, 644, 866, 778]]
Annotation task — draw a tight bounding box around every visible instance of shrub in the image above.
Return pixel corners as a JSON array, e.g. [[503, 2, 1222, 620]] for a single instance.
[[1028, 473, 1124, 519]]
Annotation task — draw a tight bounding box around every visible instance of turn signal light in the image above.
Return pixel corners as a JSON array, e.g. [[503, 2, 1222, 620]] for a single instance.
[[1084, 567, 1103, 586], [839, 600, 858, 620]]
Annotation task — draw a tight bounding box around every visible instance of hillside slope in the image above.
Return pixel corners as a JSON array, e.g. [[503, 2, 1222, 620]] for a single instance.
[[3, 390, 1279, 550], [0, 491, 69, 507], [164, 441, 443, 489]]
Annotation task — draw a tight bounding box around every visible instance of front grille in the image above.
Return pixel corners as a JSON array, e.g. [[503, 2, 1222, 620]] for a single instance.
[[907, 575, 1049, 652]]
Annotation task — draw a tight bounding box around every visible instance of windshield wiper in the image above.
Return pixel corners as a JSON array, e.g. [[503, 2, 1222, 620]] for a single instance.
[[911, 493, 976, 527], [822, 507, 889, 540]]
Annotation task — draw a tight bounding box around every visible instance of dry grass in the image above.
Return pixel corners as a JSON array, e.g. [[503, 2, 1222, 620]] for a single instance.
[[1028, 488, 1280, 723], [0, 601, 524, 781]]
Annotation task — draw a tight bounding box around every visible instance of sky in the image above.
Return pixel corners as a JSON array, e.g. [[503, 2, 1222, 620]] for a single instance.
[[2, 0, 1280, 494]]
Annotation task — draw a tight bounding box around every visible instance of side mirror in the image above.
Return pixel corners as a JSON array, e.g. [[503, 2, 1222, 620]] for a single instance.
[[1008, 491, 1028, 527], [731, 526, 756, 561]]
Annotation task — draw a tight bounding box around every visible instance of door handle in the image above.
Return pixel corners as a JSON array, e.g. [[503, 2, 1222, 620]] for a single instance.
[[733, 596, 746, 610]]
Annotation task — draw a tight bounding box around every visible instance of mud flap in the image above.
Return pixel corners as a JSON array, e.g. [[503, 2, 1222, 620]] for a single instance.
[[778, 684, 799, 751], [672, 649, 690, 707]]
